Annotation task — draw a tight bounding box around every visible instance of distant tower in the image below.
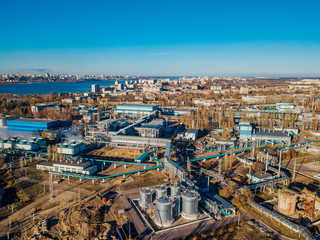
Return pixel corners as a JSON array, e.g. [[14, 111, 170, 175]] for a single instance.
[[91, 84, 100, 93]]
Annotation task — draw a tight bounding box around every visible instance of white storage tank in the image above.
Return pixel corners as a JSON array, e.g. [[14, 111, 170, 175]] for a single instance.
[[155, 185, 167, 199], [181, 190, 200, 220], [155, 196, 174, 227], [169, 182, 181, 197], [139, 188, 152, 208]]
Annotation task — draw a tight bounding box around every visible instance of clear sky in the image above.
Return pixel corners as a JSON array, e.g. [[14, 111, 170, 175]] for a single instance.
[[1, 0, 320, 77]]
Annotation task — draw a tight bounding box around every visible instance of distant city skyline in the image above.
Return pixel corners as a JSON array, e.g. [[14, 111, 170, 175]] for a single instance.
[[1, 0, 320, 76]]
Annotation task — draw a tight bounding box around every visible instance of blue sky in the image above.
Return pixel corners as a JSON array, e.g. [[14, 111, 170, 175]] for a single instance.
[[1, 0, 320, 76]]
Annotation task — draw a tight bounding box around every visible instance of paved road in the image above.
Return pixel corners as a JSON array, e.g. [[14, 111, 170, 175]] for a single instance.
[[241, 209, 297, 240], [152, 215, 241, 240], [120, 194, 153, 237], [282, 154, 320, 174]]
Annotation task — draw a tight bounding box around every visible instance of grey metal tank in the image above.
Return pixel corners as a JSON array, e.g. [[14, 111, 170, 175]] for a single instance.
[[155, 185, 167, 199], [169, 182, 181, 197], [181, 190, 200, 220], [139, 188, 152, 208], [155, 196, 174, 227]]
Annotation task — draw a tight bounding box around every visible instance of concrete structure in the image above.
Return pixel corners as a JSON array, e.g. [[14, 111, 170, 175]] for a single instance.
[[155, 196, 174, 227], [136, 124, 162, 138], [114, 103, 160, 116], [278, 189, 297, 215], [37, 160, 97, 175], [164, 158, 186, 180], [139, 188, 152, 208], [181, 190, 200, 220], [184, 128, 199, 141]]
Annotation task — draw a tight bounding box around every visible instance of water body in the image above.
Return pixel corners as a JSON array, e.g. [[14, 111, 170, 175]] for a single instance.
[[0, 80, 121, 95]]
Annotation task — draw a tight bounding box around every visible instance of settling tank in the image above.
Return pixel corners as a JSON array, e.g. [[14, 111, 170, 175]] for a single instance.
[[169, 182, 181, 197], [181, 190, 200, 220], [278, 189, 296, 215], [139, 188, 152, 208], [155, 185, 167, 199], [155, 196, 174, 227]]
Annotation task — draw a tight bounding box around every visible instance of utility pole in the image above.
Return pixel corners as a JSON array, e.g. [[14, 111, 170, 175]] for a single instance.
[[292, 158, 297, 182], [49, 174, 53, 197], [278, 151, 282, 178], [218, 158, 222, 175]]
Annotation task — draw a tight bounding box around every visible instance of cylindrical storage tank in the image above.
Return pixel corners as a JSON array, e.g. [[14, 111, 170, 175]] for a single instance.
[[181, 190, 200, 220], [139, 188, 152, 208], [169, 182, 181, 197], [155, 185, 167, 199], [155, 197, 174, 227], [278, 190, 296, 215]]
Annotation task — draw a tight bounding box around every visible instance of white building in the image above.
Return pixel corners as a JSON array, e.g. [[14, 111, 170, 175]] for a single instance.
[[91, 84, 100, 93], [184, 128, 199, 140], [37, 160, 97, 175]]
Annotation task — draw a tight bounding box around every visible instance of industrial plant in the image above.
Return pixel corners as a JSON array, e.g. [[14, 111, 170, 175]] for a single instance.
[[1, 78, 320, 240]]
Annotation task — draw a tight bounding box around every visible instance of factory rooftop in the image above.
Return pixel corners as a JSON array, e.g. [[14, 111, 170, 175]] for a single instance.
[[10, 118, 58, 123], [254, 130, 290, 137]]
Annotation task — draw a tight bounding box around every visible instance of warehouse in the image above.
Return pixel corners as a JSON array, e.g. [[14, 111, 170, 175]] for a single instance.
[[37, 160, 97, 175], [114, 103, 160, 116], [7, 118, 72, 132]]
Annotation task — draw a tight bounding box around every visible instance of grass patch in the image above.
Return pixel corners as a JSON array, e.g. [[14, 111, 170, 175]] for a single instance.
[[25, 169, 43, 181], [296, 152, 312, 158], [20, 181, 48, 201]]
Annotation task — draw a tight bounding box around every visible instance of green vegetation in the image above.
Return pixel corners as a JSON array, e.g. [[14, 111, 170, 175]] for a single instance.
[[296, 152, 312, 158], [25, 169, 43, 181]]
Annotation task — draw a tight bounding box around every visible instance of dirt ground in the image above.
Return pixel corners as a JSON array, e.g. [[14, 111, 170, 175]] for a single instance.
[[88, 147, 142, 159]]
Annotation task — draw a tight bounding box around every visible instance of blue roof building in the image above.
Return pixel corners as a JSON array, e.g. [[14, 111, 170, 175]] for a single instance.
[[7, 118, 71, 132]]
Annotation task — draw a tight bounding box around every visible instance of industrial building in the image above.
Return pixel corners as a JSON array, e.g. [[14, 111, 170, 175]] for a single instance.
[[136, 124, 162, 138], [37, 160, 97, 176], [57, 141, 86, 155], [6, 118, 72, 132], [276, 102, 295, 111], [114, 103, 160, 116], [239, 121, 292, 144], [0, 137, 46, 151], [184, 128, 199, 141], [247, 171, 276, 183]]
